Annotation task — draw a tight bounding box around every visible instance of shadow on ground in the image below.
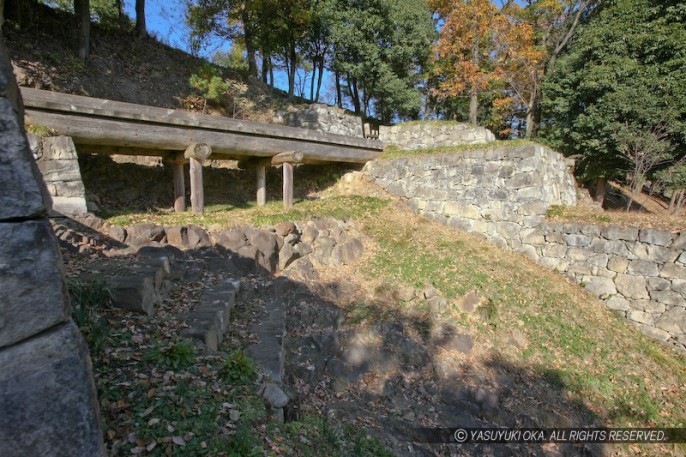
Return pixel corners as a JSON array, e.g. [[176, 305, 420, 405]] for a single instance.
[[78, 154, 362, 216]]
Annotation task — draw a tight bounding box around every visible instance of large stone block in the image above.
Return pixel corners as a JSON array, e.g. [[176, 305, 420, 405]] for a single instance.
[[606, 295, 631, 311], [601, 226, 639, 241], [0, 322, 104, 456], [654, 308, 686, 335], [520, 228, 545, 245], [673, 233, 686, 250], [0, 220, 70, 348], [589, 239, 631, 257], [541, 243, 567, 259], [50, 196, 88, 216], [607, 256, 629, 274], [564, 233, 592, 247], [48, 180, 85, 198], [567, 247, 591, 261], [107, 276, 158, 316], [35, 158, 83, 182], [646, 245, 679, 264], [627, 259, 659, 277], [39, 136, 79, 160], [0, 99, 46, 221], [583, 276, 617, 299], [650, 290, 683, 307], [628, 310, 654, 326], [615, 274, 649, 300], [587, 253, 609, 268], [660, 263, 686, 280], [639, 228, 675, 247], [646, 277, 671, 292], [127, 223, 166, 243]]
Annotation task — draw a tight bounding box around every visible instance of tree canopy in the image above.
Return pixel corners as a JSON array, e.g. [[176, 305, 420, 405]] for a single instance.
[[187, 0, 434, 121], [541, 0, 686, 186]]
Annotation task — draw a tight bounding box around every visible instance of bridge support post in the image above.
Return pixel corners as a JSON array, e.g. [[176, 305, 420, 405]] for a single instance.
[[185, 143, 212, 214], [283, 162, 293, 209], [256, 164, 266, 206], [172, 155, 186, 213], [189, 158, 204, 214], [271, 152, 301, 210]]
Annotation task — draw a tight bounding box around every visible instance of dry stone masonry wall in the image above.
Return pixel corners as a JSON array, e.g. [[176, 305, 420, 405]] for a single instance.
[[31, 134, 88, 216], [365, 144, 686, 350], [279, 104, 364, 137], [379, 122, 496, 150], [365, 144, 577, 238]]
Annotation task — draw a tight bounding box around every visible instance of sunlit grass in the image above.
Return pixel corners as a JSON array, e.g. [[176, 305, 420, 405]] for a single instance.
[[361, 204, 686, 440], [380, 139, 535, 160], [105, 195, 389, 229]]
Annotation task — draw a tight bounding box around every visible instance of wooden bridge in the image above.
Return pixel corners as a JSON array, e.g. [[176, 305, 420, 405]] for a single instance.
[[21, 88, 384, 212]]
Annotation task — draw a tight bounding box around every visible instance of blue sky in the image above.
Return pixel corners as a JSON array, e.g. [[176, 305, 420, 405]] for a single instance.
[[123, 0, 194, 54]]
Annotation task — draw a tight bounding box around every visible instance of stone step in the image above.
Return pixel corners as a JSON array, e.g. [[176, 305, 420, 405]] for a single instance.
[[181, 278, 240, 351], [76, 250, 182, 317], [107, 275, 159, 316], [246, 278, 289, 385]]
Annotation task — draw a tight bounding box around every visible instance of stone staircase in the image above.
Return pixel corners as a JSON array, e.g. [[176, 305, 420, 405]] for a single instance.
[[180, 278, 240, 351], [72, 243, 242, 353]]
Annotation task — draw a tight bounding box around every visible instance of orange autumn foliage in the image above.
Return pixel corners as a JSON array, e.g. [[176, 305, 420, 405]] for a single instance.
[[431, 0, 507, 100]]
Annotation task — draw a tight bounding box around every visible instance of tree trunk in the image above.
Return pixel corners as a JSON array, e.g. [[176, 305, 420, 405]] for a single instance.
[[469, 90, 478, 125], [531, 86, 542, 137], [594, 177, 607, 204], [315, 56, 324, 102], [626, 178, 642, 212], [351, 78, 360, 115], [669, 190, 677, 213], [287, 42, 296, 99], [241, 8, 258, 78], [335, 71, 342, 109], [261, 52, 268, 84], [309, 58, 316, 102], [135, 0, 146, 38], [525, 86, 538, 138], [114, 0, 122, 21], [74, 0, 90, 61], [525, 107, 534, 138], [676, 189, 685, 215], [469, 38, 479, 125]]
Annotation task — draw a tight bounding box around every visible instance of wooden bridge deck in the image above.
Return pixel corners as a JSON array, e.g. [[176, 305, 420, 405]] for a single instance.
[[21, 88, 383, 163], [21, 88, 384, 212]]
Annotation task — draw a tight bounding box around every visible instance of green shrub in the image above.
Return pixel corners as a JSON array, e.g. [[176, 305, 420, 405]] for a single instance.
[[189, 63, 230, 113], [219, 350, 257, 385], [144, 338, 197, 370]]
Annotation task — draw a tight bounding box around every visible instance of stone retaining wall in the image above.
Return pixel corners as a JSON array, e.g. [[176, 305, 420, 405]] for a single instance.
[[31, 134, 88, 216], [278, 104, 364, 138], [365, 144, 577, 233], [365, 144, 686, 350], [379, 122, 495, 150]]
